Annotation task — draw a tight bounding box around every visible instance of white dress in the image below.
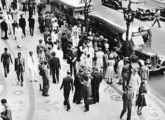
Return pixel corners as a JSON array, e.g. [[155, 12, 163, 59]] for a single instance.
[[96, 51, 104, 71], [105, 59, 115, 79]]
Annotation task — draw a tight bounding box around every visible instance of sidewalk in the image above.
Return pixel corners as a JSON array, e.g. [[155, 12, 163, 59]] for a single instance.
[[0, 10, 165, 120], [152, 0, 165, 4]]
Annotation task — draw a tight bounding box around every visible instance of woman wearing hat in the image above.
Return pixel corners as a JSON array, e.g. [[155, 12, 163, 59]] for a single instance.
[[105, 54, 115, 84]]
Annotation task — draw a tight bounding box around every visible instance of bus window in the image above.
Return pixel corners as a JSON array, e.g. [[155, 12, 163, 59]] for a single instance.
[[68, 8, 73, 16]]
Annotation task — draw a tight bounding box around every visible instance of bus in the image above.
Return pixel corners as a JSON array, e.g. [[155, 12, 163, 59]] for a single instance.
[[101, 0, 122, 10], [50, 0, 93, 24], [88, 7, 165, 74]]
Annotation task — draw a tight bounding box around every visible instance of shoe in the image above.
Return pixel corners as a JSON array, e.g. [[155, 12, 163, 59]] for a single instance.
[[34, 80, 38, 82], [5, 74, 7, 77], [109, 82, 113, 84], [21, 84, 23, 87], [43, 94, 49, 97], [66, 107, 70, 111], [17, 45, 21, 48], [84, 109, 89, 112], [52, 81, 56, 84], [76, 102, 82, 104], [117, 82, 122, 85]]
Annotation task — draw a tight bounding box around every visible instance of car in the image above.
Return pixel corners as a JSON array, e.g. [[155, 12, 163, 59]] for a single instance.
[[135, 6, 156, 20], [102, 0, 122, 10], [160, 7, 165, 22]]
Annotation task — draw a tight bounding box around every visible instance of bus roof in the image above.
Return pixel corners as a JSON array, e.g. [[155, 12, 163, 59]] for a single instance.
[[60, 0, 92, 8], [89, 6, 150, 33]]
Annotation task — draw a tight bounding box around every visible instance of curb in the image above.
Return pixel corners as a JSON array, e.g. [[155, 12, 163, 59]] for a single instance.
[[152, 0, 165, 4]]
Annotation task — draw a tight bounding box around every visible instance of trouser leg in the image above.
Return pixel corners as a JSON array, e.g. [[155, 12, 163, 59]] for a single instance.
[[157, 20, 161, 27], [20, 72, 24, 85], [3, 64, 7, 77], [120, 107, 127, 118], [17, 72, 20, 82], [152, 20, 156, 26], [56, 69, 59, 82], [96, 87, 100, 102], [52, 70, 56, 83], [4, 30, 8, 38], [92, 87, 96, 103], [127, 105, 132, 120]]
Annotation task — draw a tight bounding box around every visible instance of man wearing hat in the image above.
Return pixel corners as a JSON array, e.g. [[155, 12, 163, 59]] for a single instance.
[[60, 71, 73, 111], [49, 52, 61, 84], [120, 85, 134, 120], [1, 48, 13, 77], [73, 68, 84, 104], [91, 67, 103, 103]]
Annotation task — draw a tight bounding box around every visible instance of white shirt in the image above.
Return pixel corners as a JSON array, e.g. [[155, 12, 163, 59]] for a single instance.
[[129, 73, 141, 91]]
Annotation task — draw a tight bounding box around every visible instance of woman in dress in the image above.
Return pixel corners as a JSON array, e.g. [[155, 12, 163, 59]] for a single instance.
[[136, 82, 147, 115], [105, 54, 115, 84], [95, 47, 104, 72]]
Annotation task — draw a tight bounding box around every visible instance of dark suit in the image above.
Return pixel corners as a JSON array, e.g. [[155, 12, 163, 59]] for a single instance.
[[120, 90, 134, 120], [39, 65, 50, 96], [61, 36, 68, 59], [1, 52, 13, 77], [60, 76, 73, 109], [1, 20, 8, 39], [49, 56, 61, 83], [15, 57, 25, 85], [122, 64, 132, 91], [19, 17, 26, 36], [91, 72, 103, 103], [28, 17, 35, 36], [73, 72, 84, 103], [67, 49, 77, 76]]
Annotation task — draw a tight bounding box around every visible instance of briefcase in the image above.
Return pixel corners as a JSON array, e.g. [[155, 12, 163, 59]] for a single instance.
[[86, 97, 94, 105]]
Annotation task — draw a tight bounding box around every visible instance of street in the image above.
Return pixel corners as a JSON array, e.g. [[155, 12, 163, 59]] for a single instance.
[[94, 0, 165, 106], [0, 0, 165, 120]]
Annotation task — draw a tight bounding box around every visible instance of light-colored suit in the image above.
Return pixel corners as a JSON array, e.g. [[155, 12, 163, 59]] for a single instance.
[[27, 55, 38, 80]]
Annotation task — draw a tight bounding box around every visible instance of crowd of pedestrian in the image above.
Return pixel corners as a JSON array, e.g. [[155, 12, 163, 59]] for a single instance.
[[0, 0, 150, 119]]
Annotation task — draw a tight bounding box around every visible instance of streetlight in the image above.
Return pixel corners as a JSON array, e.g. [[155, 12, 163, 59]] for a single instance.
[[123, 0, 135, 57], [122, 0, 146, 57]]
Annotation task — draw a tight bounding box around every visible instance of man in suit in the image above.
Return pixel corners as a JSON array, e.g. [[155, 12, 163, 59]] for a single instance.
[[67, 47, 77, 77], [49, 52, 61, 84], [60, 71, 73, 111], [28, 15, 35, 36], [1, 48, 13, 77], [122, 59, 132, 91], [73, 68, 84, 104], [61, 33, 68, 59], [91, 67, 103, 103], [120, 86, 134, 120], [19, 14, 26, 36], [39, 61, 50, 96], [15, 52, 25, 86], [1, 19, 8, 39]]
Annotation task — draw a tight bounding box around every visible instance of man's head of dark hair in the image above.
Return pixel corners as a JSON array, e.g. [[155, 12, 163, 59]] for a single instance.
[[1, 99, 7, 104], [52, 52, 56, 56], [4, 48, 8, 51]]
